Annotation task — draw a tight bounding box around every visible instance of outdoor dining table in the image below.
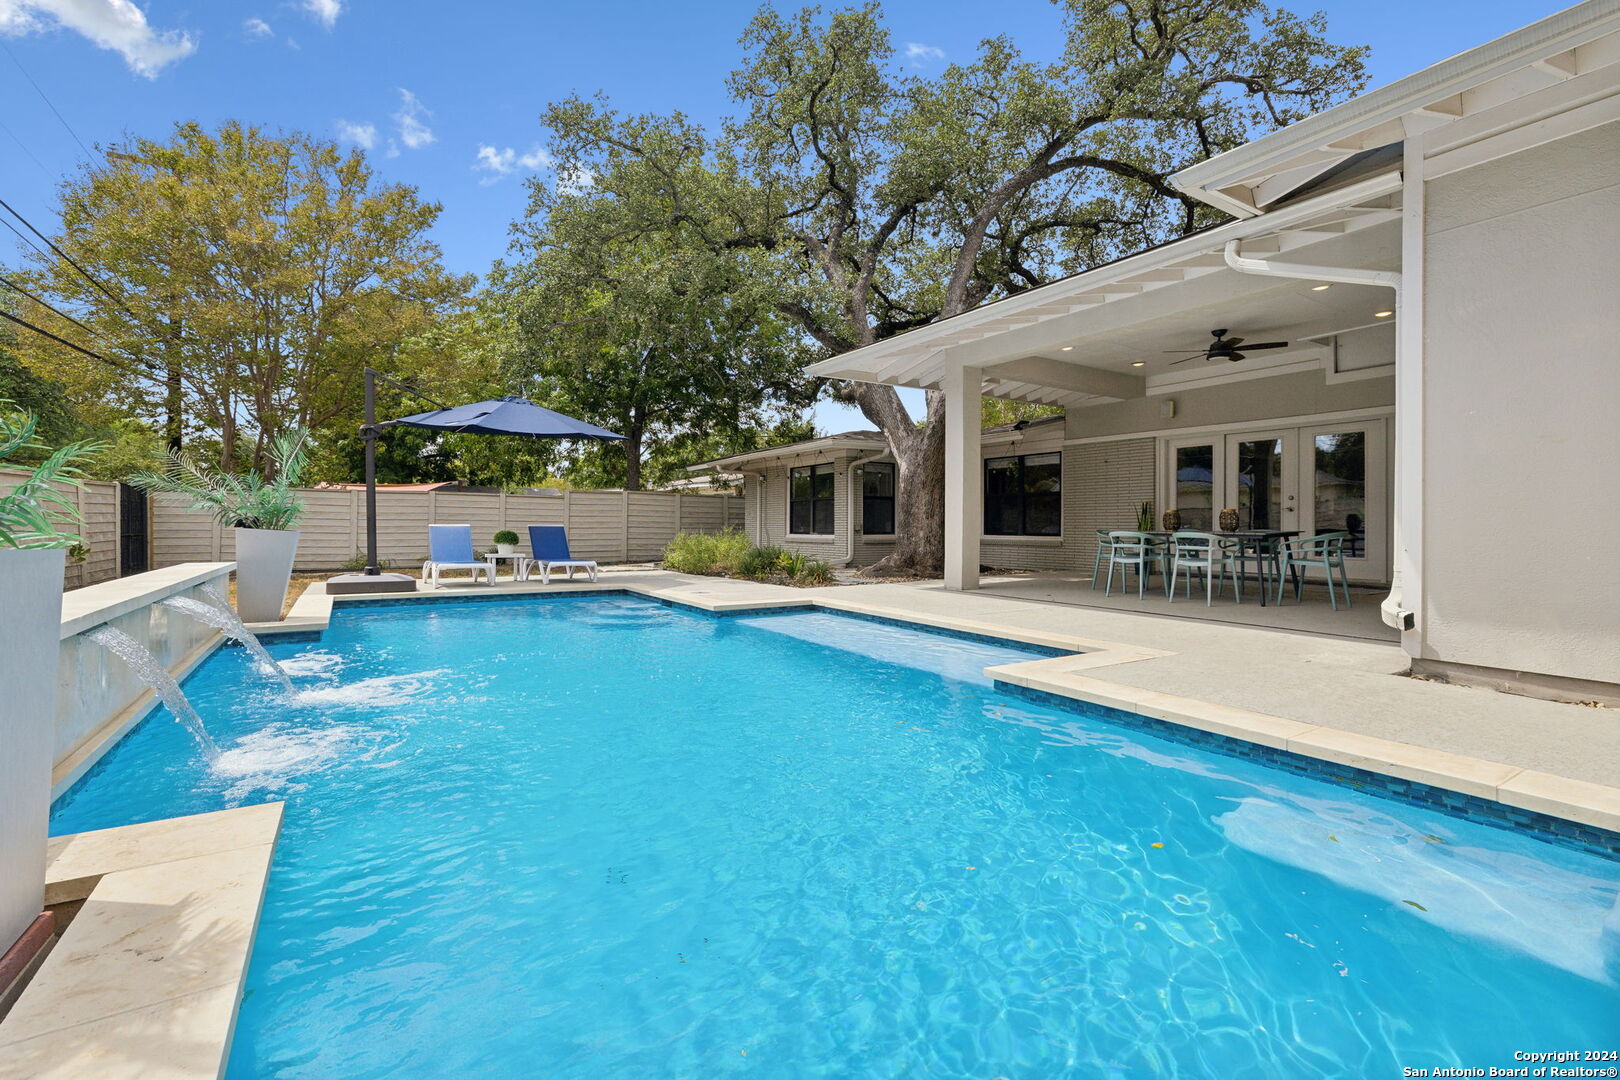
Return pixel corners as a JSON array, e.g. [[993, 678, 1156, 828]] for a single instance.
[[1138, 529, 1301, 606]]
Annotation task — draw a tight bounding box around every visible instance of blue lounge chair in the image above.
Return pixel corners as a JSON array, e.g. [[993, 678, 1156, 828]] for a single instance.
[[525, 525, 598, 584], [423, 524, 494, 589]]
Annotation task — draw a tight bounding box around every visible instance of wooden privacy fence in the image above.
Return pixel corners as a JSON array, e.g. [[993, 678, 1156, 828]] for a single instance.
[[150, 486, 744, 571], [0, 469, 120, 589]]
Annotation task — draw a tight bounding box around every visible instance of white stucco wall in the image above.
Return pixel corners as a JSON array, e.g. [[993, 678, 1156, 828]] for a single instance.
[[1419, 119, 1620, 685]]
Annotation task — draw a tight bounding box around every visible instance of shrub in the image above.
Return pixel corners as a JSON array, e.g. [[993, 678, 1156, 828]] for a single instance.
[[793, 558, 833, 586], [493, 529, 520, 546], [662, 529, 751, 575], [736, 543, 787, 579]]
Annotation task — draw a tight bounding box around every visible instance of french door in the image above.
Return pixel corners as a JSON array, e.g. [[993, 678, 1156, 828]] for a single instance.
[[1164, 418, 1388, 582]]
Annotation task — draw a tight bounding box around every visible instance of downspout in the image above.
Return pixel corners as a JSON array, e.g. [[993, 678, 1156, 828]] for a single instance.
[[846, 450, 890, 567], [1221, 240, 1416, 632]]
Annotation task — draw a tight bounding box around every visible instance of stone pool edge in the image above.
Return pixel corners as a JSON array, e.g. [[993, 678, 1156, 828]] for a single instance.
[[0, 803, 283, 1080], [266, 576, 1620, 843]]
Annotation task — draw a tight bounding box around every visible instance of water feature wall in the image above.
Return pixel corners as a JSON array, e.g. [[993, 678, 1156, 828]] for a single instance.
[[53, 563, 237, 795]]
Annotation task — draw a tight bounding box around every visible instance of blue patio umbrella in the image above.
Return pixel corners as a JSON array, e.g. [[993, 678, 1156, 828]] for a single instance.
[[328, 372, 624, 593], [388, 395, 625, 441]]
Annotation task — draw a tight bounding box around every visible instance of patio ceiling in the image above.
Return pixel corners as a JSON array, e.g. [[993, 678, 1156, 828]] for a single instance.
[[808, 178, 1403, 408]]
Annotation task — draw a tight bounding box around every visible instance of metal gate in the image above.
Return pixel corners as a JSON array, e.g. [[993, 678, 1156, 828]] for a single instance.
[[118, 484, 148, 576]]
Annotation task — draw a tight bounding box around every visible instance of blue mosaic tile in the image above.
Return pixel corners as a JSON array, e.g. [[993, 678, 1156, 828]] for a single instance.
[[995, 680, 1620, 863]]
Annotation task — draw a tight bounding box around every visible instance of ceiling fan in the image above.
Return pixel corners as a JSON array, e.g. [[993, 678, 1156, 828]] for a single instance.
[[1165, 329, 1289, 365]]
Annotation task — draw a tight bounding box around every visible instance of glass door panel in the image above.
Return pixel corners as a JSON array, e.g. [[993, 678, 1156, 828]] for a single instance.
[[1226, 431, 1296, 531], [1298, 420, 1387, 581], [1173, 443, 1216, 531]]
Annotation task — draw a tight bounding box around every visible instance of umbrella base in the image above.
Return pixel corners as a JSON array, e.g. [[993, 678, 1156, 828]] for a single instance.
[[325, 572, 417, 595]]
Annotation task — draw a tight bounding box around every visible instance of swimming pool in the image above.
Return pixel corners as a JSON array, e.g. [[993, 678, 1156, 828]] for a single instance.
[[52, 594, 1620, 1078]]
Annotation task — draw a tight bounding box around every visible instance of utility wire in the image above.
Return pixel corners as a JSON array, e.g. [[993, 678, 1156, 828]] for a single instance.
[[0, 39, 92, 159], [0, 194, 134, 318], [0, 271, 102, 340], [0, 307, 108, 363], [0, 115, 54, 180]]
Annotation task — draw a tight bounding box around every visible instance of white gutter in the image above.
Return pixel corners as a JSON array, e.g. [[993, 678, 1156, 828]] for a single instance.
[[845, 449, 891, 566], [1221, 239, 1415, 633]]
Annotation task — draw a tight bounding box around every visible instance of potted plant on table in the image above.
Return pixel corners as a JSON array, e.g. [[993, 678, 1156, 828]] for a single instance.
[[493, 529, 520, 556], [130, 427, 310, 623], [0, 401, 99, 959]]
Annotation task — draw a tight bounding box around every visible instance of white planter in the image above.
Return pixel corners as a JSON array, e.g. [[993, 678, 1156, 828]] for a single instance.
[[496, 543, 516, 556], [234, 527, 300, 622], [0, 547, 65, 956]]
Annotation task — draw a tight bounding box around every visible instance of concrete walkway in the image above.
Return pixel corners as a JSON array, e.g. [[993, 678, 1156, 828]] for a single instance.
[[808, 575, 1616, 788]]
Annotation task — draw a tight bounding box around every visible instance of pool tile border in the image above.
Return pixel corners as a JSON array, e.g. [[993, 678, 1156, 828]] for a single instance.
[[254, 574, 1620, 854], [995, 681, 1620, 861]]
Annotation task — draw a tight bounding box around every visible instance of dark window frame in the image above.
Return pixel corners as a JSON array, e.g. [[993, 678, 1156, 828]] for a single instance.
[[788, 462, 836, 535], [861, 461, 896, 536], [983, 452, 1063, 537]]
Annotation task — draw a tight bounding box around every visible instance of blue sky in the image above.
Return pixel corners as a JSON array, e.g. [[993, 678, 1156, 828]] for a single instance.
[[0, 0, 1562, 431]]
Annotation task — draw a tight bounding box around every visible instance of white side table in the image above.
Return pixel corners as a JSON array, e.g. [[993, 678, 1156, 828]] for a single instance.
[[483, 552, 530, 583]]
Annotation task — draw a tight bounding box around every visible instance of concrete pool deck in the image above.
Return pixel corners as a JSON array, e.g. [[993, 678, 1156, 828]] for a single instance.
[[262, 568, 1619, 834]]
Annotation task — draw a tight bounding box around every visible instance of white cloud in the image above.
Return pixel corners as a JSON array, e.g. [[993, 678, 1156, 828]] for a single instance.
[[393, 88, 434, 150], [302, 0, 339, 29], [334, 120, 376, 149], [473, 144, 554, 183], [903, 41, 945, 67], [0, 0, 196, 77], [243, 16, 271, 37]]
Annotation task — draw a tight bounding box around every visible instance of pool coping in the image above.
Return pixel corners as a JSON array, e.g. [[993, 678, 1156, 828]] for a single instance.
[[0, 803, 282, 1079], [262, 575, 1620, 842]]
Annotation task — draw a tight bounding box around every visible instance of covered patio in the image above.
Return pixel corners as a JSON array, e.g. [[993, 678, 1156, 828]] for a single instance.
[[810, 150, 1410, 644], [974, 572, 1397, 642]]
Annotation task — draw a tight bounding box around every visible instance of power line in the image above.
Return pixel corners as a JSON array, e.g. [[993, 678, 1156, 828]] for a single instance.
[[0, 38, 92, 159], [0, 271, 102, 340], [0, 307, 107, 363], [0, 194, 134, 317], [0, 115, 54, 180]]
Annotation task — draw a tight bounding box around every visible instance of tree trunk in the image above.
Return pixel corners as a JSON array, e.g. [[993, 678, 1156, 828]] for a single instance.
[[853, 384, 949, 576], [164, 315, 183, 455], [623, 421, 643, 491]]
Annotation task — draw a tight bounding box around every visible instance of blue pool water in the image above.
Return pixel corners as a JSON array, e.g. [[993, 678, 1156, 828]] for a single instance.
[[52, 595, 1620, 1078]]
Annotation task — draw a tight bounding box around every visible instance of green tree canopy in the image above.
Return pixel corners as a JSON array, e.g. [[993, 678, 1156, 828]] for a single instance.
[[13, 120, 470, 476], [491, 166, 818, 490], [535, 0, 1368, 569]]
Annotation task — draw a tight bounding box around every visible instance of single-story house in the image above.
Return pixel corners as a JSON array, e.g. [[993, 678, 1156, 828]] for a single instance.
[[700, 1, 1620, 702]]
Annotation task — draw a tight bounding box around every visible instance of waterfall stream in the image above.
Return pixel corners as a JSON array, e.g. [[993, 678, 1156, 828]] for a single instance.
[[86, 626, 221, 762], [161, 584, 294, 695]]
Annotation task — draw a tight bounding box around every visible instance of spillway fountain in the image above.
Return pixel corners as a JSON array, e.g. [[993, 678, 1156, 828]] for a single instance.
[[86, 626, 221, 762], [160, 583, 293, 695]]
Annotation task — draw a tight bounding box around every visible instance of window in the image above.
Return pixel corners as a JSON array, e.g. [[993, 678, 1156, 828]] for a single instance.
[[861, 462, 895, 535], [1174, 444, 1215, 531], [789, 463, 835, 534], [984, 452, 1062, 536]]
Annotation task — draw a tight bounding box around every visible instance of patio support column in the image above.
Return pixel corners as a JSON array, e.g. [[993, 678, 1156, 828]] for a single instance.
[[943, 365, 982, 591]]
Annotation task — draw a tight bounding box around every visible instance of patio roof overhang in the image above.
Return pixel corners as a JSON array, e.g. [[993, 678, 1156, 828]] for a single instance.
[[806, 172, 1405, 405]]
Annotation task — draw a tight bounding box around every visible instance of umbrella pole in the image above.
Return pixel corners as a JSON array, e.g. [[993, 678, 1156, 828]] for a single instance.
[[363, 368, 380, 575]]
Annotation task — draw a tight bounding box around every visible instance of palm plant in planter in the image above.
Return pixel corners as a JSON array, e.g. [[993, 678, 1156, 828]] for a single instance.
[[0, 402, 99, 957], [131, 428, 310, 622]]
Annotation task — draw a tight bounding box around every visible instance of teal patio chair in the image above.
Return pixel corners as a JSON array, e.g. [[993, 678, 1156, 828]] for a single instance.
[[1105, 531, 1169, 599], [1167, 531, 1242, 606], [1090, 529, 1116, 589], [1275, 531, 1353, 609]]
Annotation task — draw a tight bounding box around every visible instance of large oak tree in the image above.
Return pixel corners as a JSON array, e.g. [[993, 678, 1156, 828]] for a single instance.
[[535, 0, 1368, 571]]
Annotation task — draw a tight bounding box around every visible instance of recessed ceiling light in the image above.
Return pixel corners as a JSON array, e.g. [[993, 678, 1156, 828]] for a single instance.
[[1374, 310, 1393, 318], [1060, 345, 1074, 351], [1131, 361, 1146, 367], [1311, 283, 1331, 291]]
